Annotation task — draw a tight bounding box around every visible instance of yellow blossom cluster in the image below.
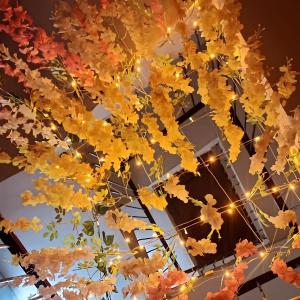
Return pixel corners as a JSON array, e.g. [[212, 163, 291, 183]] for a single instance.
[[138, 187, 168, 211], [0, 216, 43, 233], [185, 237, 217, 256]]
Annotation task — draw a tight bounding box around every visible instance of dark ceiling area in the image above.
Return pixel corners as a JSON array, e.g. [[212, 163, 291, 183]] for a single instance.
[[165, 152, 259, 269], [241, 0, 300, 113]]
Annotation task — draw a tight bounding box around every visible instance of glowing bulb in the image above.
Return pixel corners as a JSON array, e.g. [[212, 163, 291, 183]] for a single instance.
[[137, 66, 141, 72], [86, 178, 91, 183], [166, 173, 170, 179], [179, 239, 185, 246], [180, 285, 186, 292], [193, 21, 197, 27], [272, 187, 278, 193], [139, 245, 144, 250], [289, 183, 296, 190], [227, 208, 233, 214], [231, 95, 236, 100], [184, 228, 188, 234], [210, 53, 215, 59], [152, 232, 157, 238], [224, 271, 230, 277], [200, 215, 205, 221], [229, 203, 235, 209], [103, 121, 108, 126], [245, 192, 250, 198], [191, 276, 196, 282], [259, 251, 266, 258], [55, 165, 60, 169], [255, 136, 261, 142], [99, 157, 105, 162], [150, 138, 155, 144], [81, 120, 85, 124], [50, 123, 57, 131], [175, 73, 180, 78], [129, 196, 133, 202], [115, 82, 119, 88], [133, 296, 137, 300], [117, 255, 121, 259], [136, 58, 141, 64], [66, 137, 72, 143], [189, 117, 194, 122], [167, 27, 171, 33], [136, 160, 142, 166], [75, 151, 81, 158], [209, 156, 216, 163], [71, 80, 77, 88]]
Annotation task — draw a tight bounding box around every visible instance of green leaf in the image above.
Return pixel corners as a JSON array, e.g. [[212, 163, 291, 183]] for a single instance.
[[43, 232, 49, 238], [95, 204, 109, 216], [105, 235, 114, 246], [83, 220, 94, 236], [50, 233, 54, 241]]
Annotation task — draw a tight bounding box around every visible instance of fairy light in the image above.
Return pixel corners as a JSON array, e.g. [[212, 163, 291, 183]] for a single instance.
[[189, 117, 194, 122], [99, 157, 105, 162], [152, 232, 157, 238], [200, 215, 205, 221], [50, 123, 57, 131], [259, 251, 266, 258], [227, 208, 233, 214], [184, 228, 188, 234], [175, 73, 180, 78], [66, 137, 72, 143], [137, 66, 141, 72], [139, 245, 144, 250], [167, 27, 171, 33], [191, 276, 196, 282], [255, 136, 261, 142], [272, 187, 278, 193], [55, 165, 60, 169], [136, 58, 141, 64], [224, 270, 230, 277], [150, 138, 155, 144], [71, 80, 77, 88], [193, 21, 197, 27], [210, 53, 215, 59], [289, 183, 296, 190], [117, 255, 121, 259], [129, 196, 133, 202], [136, 160, 142, 166], [166, 173, 170, 179], [229, 203, 235, 209], [245, 192, 250, 198], [209, 156, 216, 163], [115, 82, 120, 88], [75, 151, 82, 158], [179, 239, 185, 246], [180, 285, 186, 292]]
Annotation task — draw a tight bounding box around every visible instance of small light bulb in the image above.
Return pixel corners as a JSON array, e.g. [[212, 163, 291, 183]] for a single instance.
[[229, 203, 235, 209], [225, 271, 230, 277], [166, 173, 170, 179], [139, 245, 144, 250], [209, 156, 216, 163], [136, 58, 141, 64], [167, 27, 171, 33], [272, 187, 278, 193], [245, 192, 250, 198], [152, 232, 157, 238], [71, 80, 77, 88], [193, 21, 197, 27], [137, 66, 141, 72], [210, 53, 215, 59], [175, 73, 180, 78], [200, 215, 205, 221], [259, 251, 266, 258], [129, 196, 133, 202], [255, 136, 261, 142], [227, 208, 233, 214], [117, 255, 121, 259], [179, 239, 185, 246], [136, 160, 142, 166], [115, 82, 119, 88], [180, 285, 186, 292], [289, 183, 296, 190], [55, 165, 60, 169], [191, 276, 196, 281], [150, 138, 155, 144], [75, 151, 81, 158], [184, 228, 188, 234], [99, 157, 105, 162], [86, 178, 91, 183], [50, 123, 57, 131], [189, 117, 194, 122], [103, 121, 108, 126]]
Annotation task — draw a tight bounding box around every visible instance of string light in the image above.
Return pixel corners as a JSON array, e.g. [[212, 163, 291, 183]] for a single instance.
[[289, 183, 296, 190], [117, 255, 121, 259], [55, 165, 60, 169], [166, 173, 170, 179], [255, 136, 261, 142], [136, 160, 142, 166], [184, 228, 188, 234], [71, 80, 77, 88], [167, 27, 171, 33], [272, 187, 278, 193], [227, 208, 233, 214], [99, 157, 105, 162], [136, 66, 141, 72], [191, 276, 196, 282], [179, 239, 185, 246], [139, 245, 144, 250], [136, 58, 141, 64], [103, 121, 108, 126], [229, 203, 235, 209], [200, 215, 205, 221], [259, 251, 266, 258], [210, 53, 215, 59], [175, 73, 180, 78], [152, 232, 157, 238], [150, 138, 155, 144], [50, 123, 57, 131], [189, 117, 194, 122], [180, 285, 186, 292], [129, 196, 133, 202], [75, 151, 82, 158], [209, 156, 216, 163], [193, 21, 197, 27], [115, 82, 120, 88], [245, 192, 250, 198], [224, 270, 230, 277], [66, 137, 72, 143]]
